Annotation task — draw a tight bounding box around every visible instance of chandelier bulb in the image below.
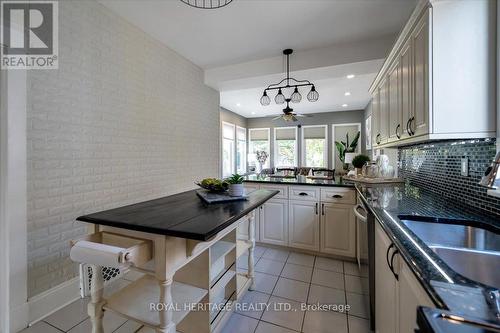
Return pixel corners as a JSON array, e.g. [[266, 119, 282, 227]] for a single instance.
[[275, 88, 285, 105], [290, 86, 302, 103], [307, 85, 319, 102], [260, 90, 271, 106]]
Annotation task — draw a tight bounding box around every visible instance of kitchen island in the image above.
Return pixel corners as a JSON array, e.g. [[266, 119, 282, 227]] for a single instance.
[[71, 188, 279, 333]]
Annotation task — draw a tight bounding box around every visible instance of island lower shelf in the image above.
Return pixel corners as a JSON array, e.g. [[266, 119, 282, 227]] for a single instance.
[[104, 275, 207, 329]]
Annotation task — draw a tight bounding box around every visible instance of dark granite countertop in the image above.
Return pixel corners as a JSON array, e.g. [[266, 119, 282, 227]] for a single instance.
[[77, 189, 279, 241], [356, 182, 500, 325], [244, 174, 356, 187]]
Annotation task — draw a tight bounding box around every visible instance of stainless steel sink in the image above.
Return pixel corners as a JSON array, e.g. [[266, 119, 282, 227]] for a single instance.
[[429, 245, 500, 290]]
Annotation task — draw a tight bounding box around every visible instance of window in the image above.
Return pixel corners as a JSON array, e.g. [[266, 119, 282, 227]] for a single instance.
[[302, 125, 327, 167], [222, 122, 235, 177], [248, 128, 270, 169], [236, 126, 246, 174], [274, 127, 297, 167]]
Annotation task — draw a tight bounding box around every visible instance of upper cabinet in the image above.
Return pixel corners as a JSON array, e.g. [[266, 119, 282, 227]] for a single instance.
[[370, 0, 496, 148]]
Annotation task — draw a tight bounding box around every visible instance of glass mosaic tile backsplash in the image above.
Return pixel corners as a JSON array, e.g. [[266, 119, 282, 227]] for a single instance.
[[398, 138, 500, 217]]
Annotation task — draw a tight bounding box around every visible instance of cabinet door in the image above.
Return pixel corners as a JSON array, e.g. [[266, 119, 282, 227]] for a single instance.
[[400, 40, 413, 139], [388, 59, 402, 142], [320, 203, 355, 257], [398, 259, 434, 333], [412, 10, 430, 137], [372, 90, 380, 147], [289, 201, 320, 251], [375, 223, 398, 333], [378, 78, 389, 144], [260, 199, 288, 246]]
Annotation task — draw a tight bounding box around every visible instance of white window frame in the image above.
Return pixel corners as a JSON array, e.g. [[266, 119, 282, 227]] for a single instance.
[[301, 125, 328, 167], [221, 121, 236, 177], [332, 123, 362, 170], [273, 126, 298, 167], [248, 128, 271, 169], [236, 126, 247, 174]]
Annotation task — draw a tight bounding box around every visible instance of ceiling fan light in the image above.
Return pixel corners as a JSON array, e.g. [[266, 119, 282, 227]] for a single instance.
[[260, 91, 271, 106], [307, 85, 319, 102], [275, 88, 286, 104], [290, 87, 302, 103]]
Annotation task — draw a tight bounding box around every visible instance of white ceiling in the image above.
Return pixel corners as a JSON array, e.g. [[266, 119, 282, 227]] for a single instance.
[[100, 0, 417, 69], [100, 0, 417, 118]]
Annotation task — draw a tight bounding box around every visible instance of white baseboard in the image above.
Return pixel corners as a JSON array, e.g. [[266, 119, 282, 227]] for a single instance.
[[27, 277, 81, 326], [9, 302, 29, 333]]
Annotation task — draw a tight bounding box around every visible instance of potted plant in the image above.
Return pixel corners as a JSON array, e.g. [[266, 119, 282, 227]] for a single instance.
[[352, 154, 371, 176], [335, 131, 360, 173], [226, 173, 245, 197]]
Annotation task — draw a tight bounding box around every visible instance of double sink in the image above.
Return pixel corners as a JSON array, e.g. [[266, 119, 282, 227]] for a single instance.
[[399, 216, 500, 291]]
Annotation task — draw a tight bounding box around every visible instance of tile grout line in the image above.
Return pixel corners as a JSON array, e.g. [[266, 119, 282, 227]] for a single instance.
[[300, 255, 316, 333], [40, 321, 65, 333]]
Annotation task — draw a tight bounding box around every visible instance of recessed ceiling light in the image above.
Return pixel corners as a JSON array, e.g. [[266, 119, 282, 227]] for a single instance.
[[342, 104, 348, 107], [346, 74, 355, 79], [344, 92, 351, 96], [236, 103, 241, 107], [251, 112, 256, 115]]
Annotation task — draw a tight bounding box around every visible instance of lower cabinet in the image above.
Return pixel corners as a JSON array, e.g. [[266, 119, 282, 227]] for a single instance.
[[375, 222, 433, 333], [375, 223, 398, 333], [259, 199, 288, 246], [320, 203, 356, 257], [288, 200, 320, 251]]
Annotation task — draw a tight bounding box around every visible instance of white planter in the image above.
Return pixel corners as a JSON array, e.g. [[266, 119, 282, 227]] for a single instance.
[[228, 184, 245, 197]]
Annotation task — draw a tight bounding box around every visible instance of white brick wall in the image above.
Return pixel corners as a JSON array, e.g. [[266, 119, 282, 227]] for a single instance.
[[26, 0, 220, 296]]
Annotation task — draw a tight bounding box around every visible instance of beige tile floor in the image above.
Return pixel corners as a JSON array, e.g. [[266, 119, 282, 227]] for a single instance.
[[19, 245, 370, 333]]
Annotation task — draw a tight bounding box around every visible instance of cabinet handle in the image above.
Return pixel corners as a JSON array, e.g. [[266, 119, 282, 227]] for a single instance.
[[321, 203, 325, 216], [298, 192, 308, 196], [386, 243, 395, 271], [410, 116, 416, 136], [406, 118, 412, 136], [390, 249, 400, 280], [376, 133, 381, 145], [332, 194, 343, 199], [396, 124, 401, 139], [315, 202, 318, 215]]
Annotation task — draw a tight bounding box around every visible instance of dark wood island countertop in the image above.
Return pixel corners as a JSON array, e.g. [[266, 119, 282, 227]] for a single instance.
[[77, 189, 279, 241]]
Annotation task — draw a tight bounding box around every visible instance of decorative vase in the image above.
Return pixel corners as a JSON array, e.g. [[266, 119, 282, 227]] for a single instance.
[[228, 184, 245, 197]]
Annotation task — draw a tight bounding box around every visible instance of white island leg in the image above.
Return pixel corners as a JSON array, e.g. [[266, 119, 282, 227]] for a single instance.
[[158, 277, 176, 333], [88, 265, 105, 333], [247, 210, 256, 290]]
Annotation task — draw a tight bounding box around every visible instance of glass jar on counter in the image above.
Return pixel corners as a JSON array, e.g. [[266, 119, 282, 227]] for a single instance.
[[362, 162, 380, 178]]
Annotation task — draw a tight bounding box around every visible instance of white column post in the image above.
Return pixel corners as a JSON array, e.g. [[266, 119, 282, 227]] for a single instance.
[[157, 277, 175, 333], [88, 265, 105, 333], [247, 210, 256, 290]]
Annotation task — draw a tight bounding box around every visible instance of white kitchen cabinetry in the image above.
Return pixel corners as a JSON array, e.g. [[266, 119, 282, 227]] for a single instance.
[[375, 223, 398, 333], [242, 183, 357, 258], [370, 0, 496, 148], [288, 201, 320, 251], [259, 199, 288, 246], [320, 203, 356, 257], [375, 223, 434, 333], [398, 258, 434, 333]]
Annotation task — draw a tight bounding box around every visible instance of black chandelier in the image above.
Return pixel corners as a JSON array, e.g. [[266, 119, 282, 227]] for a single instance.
[[180, 0, 233, 9], [260, 49, 319, 106]]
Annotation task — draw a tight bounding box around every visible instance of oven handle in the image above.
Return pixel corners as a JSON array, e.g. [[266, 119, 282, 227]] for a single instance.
[[353, 204, 367, 223]]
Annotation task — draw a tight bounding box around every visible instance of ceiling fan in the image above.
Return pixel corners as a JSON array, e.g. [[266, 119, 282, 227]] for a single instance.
[[270, 98, 311, 122]]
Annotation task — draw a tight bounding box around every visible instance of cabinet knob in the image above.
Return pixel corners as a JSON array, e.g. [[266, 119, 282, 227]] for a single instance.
[[298, 192, 308, 196]]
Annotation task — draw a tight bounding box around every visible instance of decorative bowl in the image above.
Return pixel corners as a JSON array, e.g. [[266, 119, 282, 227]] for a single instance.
[[196, 179, 229, 193]]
